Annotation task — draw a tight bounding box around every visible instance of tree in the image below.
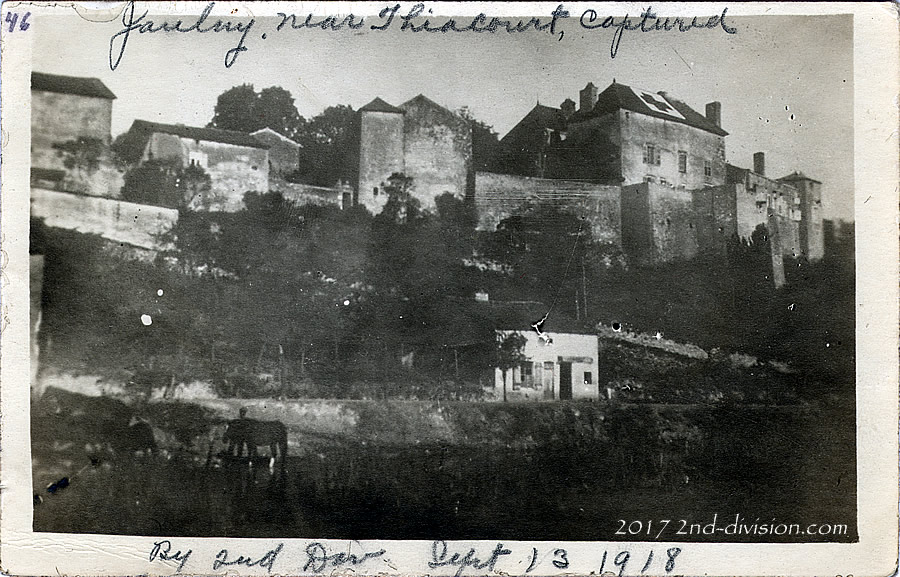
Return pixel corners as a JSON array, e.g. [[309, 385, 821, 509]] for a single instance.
[[178, 164, 214, 210], [495, 332, 527, 402], [291, 104, 359, 187], [121, 159, 211, 209], [53, 137, 106, 192], [458, 107, 502, 172], [483, 202, 596, 317], [209, 84, 305, 139]]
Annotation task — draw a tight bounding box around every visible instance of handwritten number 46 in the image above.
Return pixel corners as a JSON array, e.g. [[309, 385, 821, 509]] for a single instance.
[[5, 12, 30, 33]]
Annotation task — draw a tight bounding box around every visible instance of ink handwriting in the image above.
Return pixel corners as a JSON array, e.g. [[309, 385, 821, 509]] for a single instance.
[[212, 543, 283, 573], [580, 6, 737, 58], [428, 540, 512, 577], [149, 540, 192, 574], [109, 1, 254, 70], [303, 542, 386, 573]]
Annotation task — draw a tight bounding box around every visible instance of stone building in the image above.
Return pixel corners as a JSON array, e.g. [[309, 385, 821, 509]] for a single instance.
[[356, 95, 473, 214], [31, 72, 122, 196], [486, 81, 825, 270], [252, 127, 301, 176], [500, 81, 727, 189], [118, 120, 270, 212]]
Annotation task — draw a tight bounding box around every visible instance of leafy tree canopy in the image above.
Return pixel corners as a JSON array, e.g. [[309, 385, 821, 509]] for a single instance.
[[209, 84, 305, 140], [290, 104, 359, 187]]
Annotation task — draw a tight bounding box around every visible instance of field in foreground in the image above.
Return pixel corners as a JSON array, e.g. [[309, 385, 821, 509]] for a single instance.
[[32, 386, 856, 542]]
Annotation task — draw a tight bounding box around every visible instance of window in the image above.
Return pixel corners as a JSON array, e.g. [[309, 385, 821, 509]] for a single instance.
[[583, 371, 593, 385], [703, 160, 712, 178], [373, 187, 379, 196], [521, 362, 534, 387], [643, 143, 660, 165], [678, 151, 687, 173], [188, 150, 208, 169]]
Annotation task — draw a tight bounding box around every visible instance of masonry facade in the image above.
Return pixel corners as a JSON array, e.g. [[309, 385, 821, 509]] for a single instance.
[[119, 120, 270, 212], [356, 95, 473, 214], [30, 72, 122, 196], [480, 81, 825, 271]]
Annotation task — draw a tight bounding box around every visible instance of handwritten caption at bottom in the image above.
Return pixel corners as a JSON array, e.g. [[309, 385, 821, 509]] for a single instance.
[[149, 538, 681, 575]]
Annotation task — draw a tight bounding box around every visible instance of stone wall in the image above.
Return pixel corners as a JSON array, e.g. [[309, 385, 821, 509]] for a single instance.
[[31, 91, 112, 172], [400, 97, 473, 210], [619, 110, 726, 190], [692, 184, 738, 257], [270, 178, 346, 209], [474, 171, 621, 245], [357, 110, 405, 214], [31, 188, 178, 250], [145, 134, 269, 212], [621, 182, 697, 265]]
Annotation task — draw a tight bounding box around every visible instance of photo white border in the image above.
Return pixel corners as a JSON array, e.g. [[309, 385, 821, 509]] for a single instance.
[[2, 2, 897, 576]]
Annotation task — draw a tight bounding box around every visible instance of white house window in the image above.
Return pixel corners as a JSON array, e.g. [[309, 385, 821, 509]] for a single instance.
[[643, 143, 660, 165], [583, 371, 593, 385], [703, 160, 712, 178], [521, 362, 534, 387], [188, 151, 208, 168], [678, 151, 687, 173]]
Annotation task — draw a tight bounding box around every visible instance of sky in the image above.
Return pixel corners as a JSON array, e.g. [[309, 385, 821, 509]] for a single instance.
[[32, 5, 854, 221]]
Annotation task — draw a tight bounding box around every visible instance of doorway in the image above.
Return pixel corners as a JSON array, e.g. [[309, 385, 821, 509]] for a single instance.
[[559, 362, 573, 400]]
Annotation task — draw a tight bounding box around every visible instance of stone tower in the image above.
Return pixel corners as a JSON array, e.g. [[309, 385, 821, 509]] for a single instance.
[[357, 97, 405, 214], [779, 171, 825, 261]]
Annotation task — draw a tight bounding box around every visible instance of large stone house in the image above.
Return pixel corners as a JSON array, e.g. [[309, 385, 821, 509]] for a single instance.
[[480, 81, 824, 271], [117, 120, 270, 211], [500, 81, 727, 189], [31, 71, 121, 195]]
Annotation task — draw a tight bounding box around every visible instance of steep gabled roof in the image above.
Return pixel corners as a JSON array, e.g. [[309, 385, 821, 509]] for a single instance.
[[359, 97, 404, 114], [571, 82, 728, 137], [127, 120, 270, 149], [32, 72, 116, 100], [399, 93, 468, 127], [500, 104, 567, 143], [251, 127, 301, 147], [779, 170, 821, 184]]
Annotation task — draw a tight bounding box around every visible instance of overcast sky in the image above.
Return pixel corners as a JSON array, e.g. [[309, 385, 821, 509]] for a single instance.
[[33, 6, 853, 221]]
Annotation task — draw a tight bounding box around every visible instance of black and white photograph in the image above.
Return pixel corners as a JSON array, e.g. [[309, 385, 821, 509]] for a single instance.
[[2, 2, 897, 576]]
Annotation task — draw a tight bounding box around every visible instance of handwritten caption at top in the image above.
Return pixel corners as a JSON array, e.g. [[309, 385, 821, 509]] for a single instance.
[[149, 538, 682, 575], [108, 2, 736, 70]]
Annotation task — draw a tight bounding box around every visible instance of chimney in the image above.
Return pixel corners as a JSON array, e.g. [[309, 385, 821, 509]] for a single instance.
[[753, 152, 766, 176], [560, 98, 576, 119], [705, 101, 722, 127], [580, 82, 598, 112]]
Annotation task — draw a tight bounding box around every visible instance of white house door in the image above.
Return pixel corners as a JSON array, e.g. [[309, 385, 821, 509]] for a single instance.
[[542, 361, 554, 399], [559, 362, 573, 400]]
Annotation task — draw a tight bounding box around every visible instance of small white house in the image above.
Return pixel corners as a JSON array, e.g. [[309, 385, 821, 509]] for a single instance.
[[494, 328, 599, 401]]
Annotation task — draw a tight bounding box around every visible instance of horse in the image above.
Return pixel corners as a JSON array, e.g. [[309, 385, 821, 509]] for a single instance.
[[222, 417, 288, 470]]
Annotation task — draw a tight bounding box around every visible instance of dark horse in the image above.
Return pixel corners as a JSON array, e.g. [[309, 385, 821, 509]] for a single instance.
[[223, 416, 288, 470]]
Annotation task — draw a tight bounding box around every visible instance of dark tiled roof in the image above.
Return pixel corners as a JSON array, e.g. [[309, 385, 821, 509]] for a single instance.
[[500, 104, 567, 144], [779, 170, 821, 184], [570, 82, 728, 137], [128, 120, 270, 149], [360, 97, 404, 114], [32, 72, 116, 100], [400, 94, 468, 128]]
